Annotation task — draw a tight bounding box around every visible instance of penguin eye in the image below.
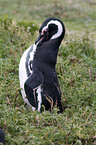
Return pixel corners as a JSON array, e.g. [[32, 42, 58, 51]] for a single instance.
[[41, 27, 49, 35], [42, 30, 46, 35]]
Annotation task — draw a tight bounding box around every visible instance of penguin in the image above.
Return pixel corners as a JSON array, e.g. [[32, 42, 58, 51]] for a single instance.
[[0, 127, 5, 145], [19, 17, 65, 113]]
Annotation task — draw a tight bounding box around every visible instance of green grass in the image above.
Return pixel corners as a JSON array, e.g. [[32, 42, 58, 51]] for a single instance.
[[0, 0, 96, 144]]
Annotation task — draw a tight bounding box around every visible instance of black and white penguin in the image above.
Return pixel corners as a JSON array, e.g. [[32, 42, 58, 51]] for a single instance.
[[19, 17, 65, 113], [0, 127, 5, 145]]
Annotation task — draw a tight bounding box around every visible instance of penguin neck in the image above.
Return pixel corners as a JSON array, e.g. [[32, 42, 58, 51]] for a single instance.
[[34, 38, 62, 68], [45, 38, 62, 60], [50, 37, 62, 48], [43, 38, 62, 52]]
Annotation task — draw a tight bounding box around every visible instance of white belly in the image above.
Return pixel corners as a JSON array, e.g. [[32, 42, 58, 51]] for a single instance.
[[19, 45, 36, 111]]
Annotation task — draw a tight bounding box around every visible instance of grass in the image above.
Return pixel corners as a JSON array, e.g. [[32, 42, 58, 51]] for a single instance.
[[0, 0, 96, 144]]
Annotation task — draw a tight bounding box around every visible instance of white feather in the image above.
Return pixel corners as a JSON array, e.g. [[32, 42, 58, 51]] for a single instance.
[[19, 44, 37, 111], [36, 86, 42, 112], [27, 44, 37, 74]]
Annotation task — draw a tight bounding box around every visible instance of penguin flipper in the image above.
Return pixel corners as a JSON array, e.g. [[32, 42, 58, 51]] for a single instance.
[[24, 69, 44, 107]]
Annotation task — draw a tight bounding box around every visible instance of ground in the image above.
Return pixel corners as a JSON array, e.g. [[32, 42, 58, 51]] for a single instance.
[[0, 0, 96, 144]]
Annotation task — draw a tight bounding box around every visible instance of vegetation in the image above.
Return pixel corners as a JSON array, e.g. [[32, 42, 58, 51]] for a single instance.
[[0, 0, 96, 144]]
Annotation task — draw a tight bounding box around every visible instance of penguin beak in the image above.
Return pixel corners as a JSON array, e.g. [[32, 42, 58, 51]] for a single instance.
[[35, 31, 49, 46], [35, 34, 44, 46]]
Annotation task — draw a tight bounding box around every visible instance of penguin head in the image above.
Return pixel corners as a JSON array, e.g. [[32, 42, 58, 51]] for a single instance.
[[35, 17, 65, 46]]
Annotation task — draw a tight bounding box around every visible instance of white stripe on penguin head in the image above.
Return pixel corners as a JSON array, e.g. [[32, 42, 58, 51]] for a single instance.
[[41, 20, 63, 40]]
